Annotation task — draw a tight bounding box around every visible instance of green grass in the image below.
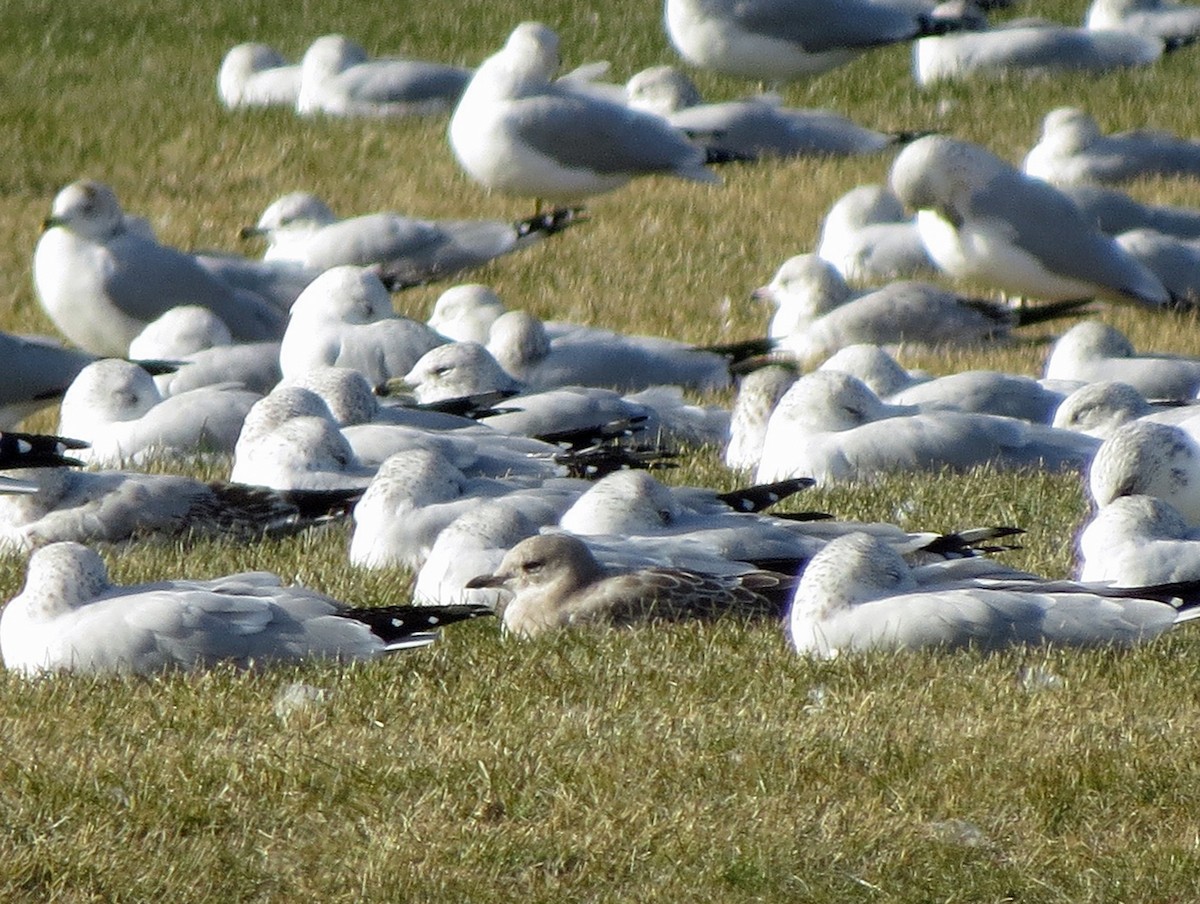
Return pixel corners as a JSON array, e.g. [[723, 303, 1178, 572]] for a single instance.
[[4, 0, 1200, 899]]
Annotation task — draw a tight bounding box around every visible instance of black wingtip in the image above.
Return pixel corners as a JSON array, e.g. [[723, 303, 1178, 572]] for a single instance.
[[0, 431, 89, 469], [344, 603, 495, 647], [715, 477, 815, 513]]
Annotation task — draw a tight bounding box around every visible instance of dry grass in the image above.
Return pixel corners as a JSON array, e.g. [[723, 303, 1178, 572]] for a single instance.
[[4, 0, 1200, 899]]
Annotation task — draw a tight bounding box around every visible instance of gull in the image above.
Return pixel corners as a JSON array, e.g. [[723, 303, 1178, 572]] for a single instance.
[[889, 135, 1172, 307], [754, 254, 1080, 359], [296, 34, 471, 118], [821, 344, 1065, 423], [34, 181, 285, 356], [0, 466, 360, 551], [755, 370, 1098, 483], [913, 24, 1164, 87], [349, 448, 584, 570], [1087, 421, 1200, 522], [816, 184, 938, 284], [624, 65, 916, 160], [240, 192, 582, 287], [664, 0, 974, 81], [1059, 183, 1200, 240], [448, 22, 717, 204], [403, 341, 730, 446], [278, 266, 445, 389], [1044, 320, 1200, 398], [1077, 494, 1200, 585], [1024, 107, 1200, 186], [217, 43, 301, 110], [787, 531, 1200, 657], [725, 366, 797, 471], [0, 542, 491, 676], [486, 309, 734, 392], [1086, 0, 1200, 45], [58, 359, 260, 466], [466, 533, 794, 637]]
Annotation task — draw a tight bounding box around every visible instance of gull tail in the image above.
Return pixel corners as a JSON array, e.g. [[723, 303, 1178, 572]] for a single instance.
[[700, 336, 777, 364], [920, 526, 1025, 557], [716, 477, 815, 513], [341, 603, 494, 652], [0, 431, 89, 469], [203, 483, 363, 538], [1010, 297, 1097, 328]]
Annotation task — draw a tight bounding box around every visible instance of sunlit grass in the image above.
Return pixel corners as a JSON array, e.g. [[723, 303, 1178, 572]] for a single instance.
[[3, 0, 1200, 899]]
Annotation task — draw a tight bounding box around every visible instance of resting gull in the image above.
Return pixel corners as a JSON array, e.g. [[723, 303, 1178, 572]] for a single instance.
[[1024, 107, 1200, 186], [217, 43, 301, 110], [787, 531, 1200, 657], [295, 34, 470, 117], [1044, 320, 1200, 398], [466, 533, 794, 637], [0, 542, 491, 675], [816, 184, 938, 283]]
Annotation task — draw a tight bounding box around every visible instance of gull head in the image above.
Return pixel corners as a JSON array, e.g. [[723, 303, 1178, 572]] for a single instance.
[[819, 345, 920, 398], [403, 342, 522, 404], [60, 359, 162, 435], [218, 43, 288, 107], [363, 448, 468, 508], [788, 532, 918, 645], [1088, 421, 1200, 520], [242, 192, 338, 243], [890, 135, 1003, 220], [1045, 322, 1135, 377], [428, 284, 508, 343], [823, 184, 909, 231], [235, 386, 337, 454], [559, 470, 681, 535], [283, 367, 379, 426], [288, 265, 394, 325], [129, 305, 233, 359], [624, 65, 703, 116], [18, 542, 111, 618], [754, 254, 853, 330], [43, 180, 125, 241], [487, 310, 551, 375], [1052, 381, 1150, 439], [1036, 107, 1103, 155], [771, 370, 910, 433]]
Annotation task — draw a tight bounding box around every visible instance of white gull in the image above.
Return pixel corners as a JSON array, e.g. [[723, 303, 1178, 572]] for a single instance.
[[448, 22, 716, 203], [33, 181, 285, 356], [889, 135, 1172, 307], [0, 542, 490, 676]]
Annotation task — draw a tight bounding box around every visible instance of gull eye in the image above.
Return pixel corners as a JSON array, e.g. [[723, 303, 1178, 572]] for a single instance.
[[432, 365, 453, 377], [520, 559, 544, 574]]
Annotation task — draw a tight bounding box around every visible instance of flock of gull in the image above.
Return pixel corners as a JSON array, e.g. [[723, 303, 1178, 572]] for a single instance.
[[10, 0, 1200, 673]]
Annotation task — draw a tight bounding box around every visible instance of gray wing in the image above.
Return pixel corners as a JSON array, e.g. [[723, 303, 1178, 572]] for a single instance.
[[730, 0, 920, 51], [106, 234, 286, 339], [337, 62, 470, 105], [969, 172, 1168, 304], [0, 333, 94, 408], [507, 89, 704, 176], [299, 214, 446, 270]]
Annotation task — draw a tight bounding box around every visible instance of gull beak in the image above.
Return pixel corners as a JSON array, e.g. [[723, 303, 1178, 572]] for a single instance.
[[750, 285, 773, 302], [42, 215, 67, 232], [464, 572, 507, 590], [238, 225, 266, 241]]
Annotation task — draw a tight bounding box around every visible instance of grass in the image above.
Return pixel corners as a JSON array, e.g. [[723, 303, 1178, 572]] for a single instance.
[[4, 0, 1200, 899]]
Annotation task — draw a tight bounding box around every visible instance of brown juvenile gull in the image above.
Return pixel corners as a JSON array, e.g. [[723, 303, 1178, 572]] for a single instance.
[[466, 532, 794, 637]]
